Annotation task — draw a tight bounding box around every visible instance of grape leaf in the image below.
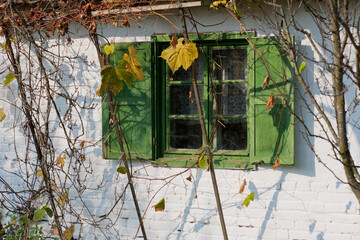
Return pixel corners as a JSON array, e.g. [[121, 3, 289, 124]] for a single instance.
[[170, 35, 177, 48], [115, 59, 134, 87], [186, 173, 192, 182], [104, 44, 115, 55], [3, 72, 15, 87], [198, 155, 206, 169], [153, 198, 165, 211], [36, 169, 43, 178], [298, 61, 306, 73], [239, 179, 247, 194], [96, 65, 124, 96], [62, 225, 75, 240], [0, 108, 6, 122], [50, 226, 60, 235], [160, 38, 198, 73], [122, 46, 144, 81], [19, 216, 31, 225], [262, 75, 270, 90], [266, 93, 275, 111], [272, 157, 280, 170], [241, 192, 255, 207], [33, 208, 46, 222], [122, 17, 130, 27], [117, 166, 127, 174], [56, 155, 66, 169], [44, 206, 53, 218], [58, 189, 69, 206]]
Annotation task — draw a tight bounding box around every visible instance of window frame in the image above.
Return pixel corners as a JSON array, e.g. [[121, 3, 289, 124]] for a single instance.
[[102, 32, 295, 169], [153, 33, 257, 168]]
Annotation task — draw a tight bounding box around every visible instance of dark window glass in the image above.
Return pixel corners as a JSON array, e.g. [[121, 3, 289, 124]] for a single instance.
[[170, 119, 202, 149]]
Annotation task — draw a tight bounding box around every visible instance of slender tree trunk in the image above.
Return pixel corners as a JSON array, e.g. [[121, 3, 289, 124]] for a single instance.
[[330, 1, 360, 203], [180, 7, 228, 240]]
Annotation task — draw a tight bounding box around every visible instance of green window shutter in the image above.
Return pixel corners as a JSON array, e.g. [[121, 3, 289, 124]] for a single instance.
[[102, 42, 153, 160], [248, 37, 294, 165]]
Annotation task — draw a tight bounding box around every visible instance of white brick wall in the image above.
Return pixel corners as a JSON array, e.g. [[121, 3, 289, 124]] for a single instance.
[[1, 5, 360, 240]]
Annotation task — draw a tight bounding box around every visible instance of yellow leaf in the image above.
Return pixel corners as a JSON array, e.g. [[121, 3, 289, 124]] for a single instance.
[[56, 155, 66, 169], [198, 155, 206, 170], [3, 72, 15, 87], [122, 46, 144, 80], [1, 42, 6, 51], [104, 44, 114, 55], [58, 189, 69, 206], [160, 38, 198, 73], [62, 225, 75, 240], [36, 169, 43, 178], [0, 108, 6, 122]]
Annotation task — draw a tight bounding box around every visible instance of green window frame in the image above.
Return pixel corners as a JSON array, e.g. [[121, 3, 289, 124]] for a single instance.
[[102, 33, 294, 169]]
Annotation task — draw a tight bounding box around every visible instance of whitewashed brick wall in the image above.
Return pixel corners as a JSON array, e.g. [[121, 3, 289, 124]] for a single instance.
[[1, 5, 360, 240]]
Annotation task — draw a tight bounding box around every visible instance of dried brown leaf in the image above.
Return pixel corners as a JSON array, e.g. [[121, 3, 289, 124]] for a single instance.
[[112, 21, 119, 27], [88, 22, 96, 32], [186, 173, 192, 182], [79, 140, 86, 148], [189, 90, 194, 103], [239, 179, 247, 194], [266, 93, 275, 111], [170, 35, 178, 48], [121, 18, 130, 28], [262, 75, 270, 90], [272, 157, 280, 170], [50, 226, 59, 235]]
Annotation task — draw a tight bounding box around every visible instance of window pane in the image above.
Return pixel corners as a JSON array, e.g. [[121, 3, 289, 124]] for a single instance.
[[213, 83, 247, 116], [170, 119, 202, 149], [170, 85, 203, 115], [213, 48, 247, 80], [172, 53, 203, 81], [214, 119, 247, 150]]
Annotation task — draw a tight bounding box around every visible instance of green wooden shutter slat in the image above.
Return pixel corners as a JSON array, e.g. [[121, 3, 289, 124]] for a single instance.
[[249, 37, 294, 165], [102, 42, 153, 160]]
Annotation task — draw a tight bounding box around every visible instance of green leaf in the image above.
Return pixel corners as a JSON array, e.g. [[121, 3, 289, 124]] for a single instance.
[[160, 38, 198, 73], [44, 206, 53, 218], [298, 61, 306, 74], [33, 208, 46, 222], [104, 44, 115, 55], [241, 192, 255, 207], [117, 166, 127, 174], [96, 65, 124, 96], [116, 59, 134, 87], [3, 72, 15, 87], [19, 216, 31, 225], [198, 155, 206, 169], [153, 198, 165, 211]]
